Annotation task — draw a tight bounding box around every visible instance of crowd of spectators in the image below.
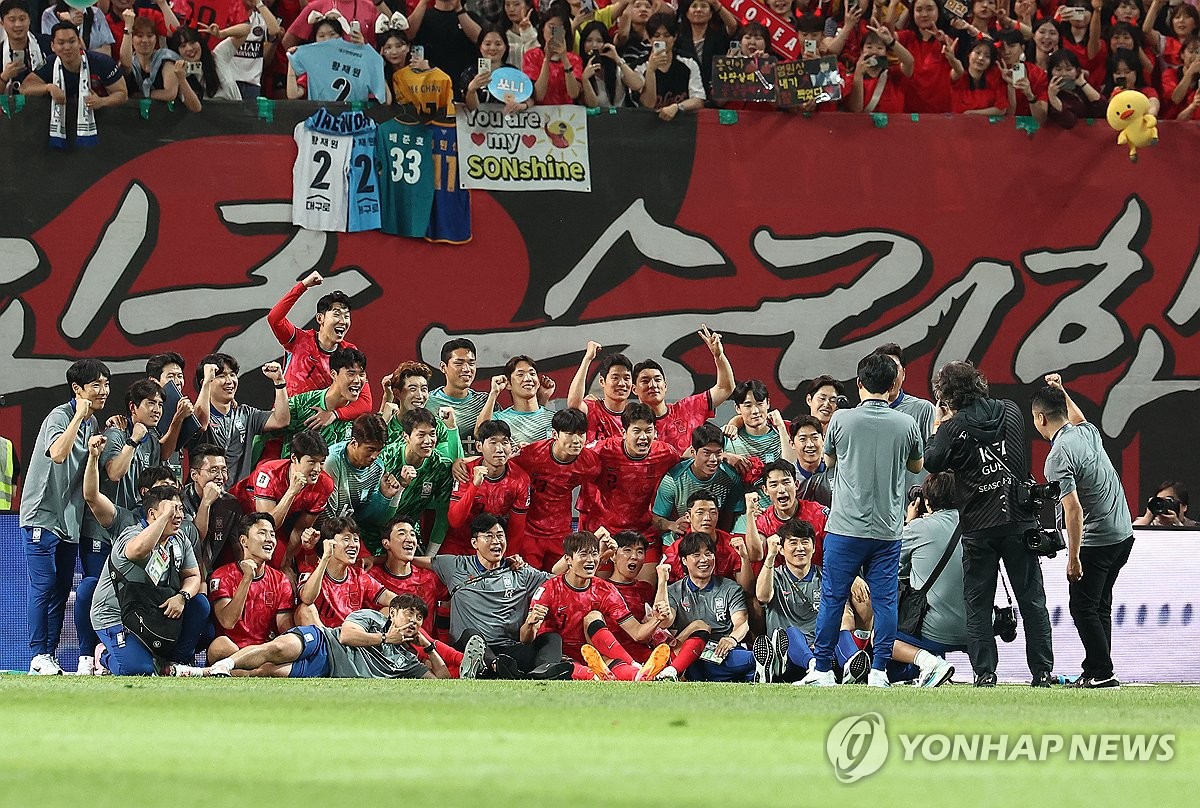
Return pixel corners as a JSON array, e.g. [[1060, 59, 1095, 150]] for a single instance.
[[5, 0, 1200, 122]]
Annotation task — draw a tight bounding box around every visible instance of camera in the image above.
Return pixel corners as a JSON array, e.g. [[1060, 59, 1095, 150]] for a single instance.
[[993, 606, 1017, 642], [1018, 480, 1060, 511], [1148, 496, 1180, 516], [1024, 526, 1067, 558], [835, 395, 851, 409], [907, 484, 926, 517]]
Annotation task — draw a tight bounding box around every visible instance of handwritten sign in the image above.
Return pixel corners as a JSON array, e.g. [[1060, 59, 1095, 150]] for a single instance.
[[711, 55, 779, 104], [776, 59, 844, 107], [458, 104, 591, 192], [487, 67, 534, 103]]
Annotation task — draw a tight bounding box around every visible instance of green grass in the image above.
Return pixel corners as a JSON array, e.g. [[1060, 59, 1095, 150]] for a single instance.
[[0, 678, 1193, 807]]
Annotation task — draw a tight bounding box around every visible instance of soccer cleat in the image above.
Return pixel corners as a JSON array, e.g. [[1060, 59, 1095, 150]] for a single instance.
[[867, 669, 891, 688], [635, 644, 671, 682], [1071, 676, 1120, 689], [493, 654, 524, 680], [918, 658, 955, 688], [459, 635, 486, 680], [752, 635, 773, 684], [581, 645, 615, 681], [528, 661, 574, 680], [169, 663, 207, 677], [794, 667, 837, 686], [209, 658, 235, 677], [843, 649, 871, 684], [654, 665, 679, 681], [29, 653, 63, 675], [974, 672, 998, 688], [76, 656, 95, 676], [770, 629, 790, 680]]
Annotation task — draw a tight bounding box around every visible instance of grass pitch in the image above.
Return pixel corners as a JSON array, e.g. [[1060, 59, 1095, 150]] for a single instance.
[[0, 678, 1193, 808]]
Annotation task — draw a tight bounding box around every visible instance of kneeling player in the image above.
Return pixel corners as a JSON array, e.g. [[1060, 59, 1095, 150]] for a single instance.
[[172, 594, 449, 679], [529, 530, 671, 681], [207, 513, 295, 663]]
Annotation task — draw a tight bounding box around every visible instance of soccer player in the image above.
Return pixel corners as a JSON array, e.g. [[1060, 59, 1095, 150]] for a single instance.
[[380, 360, 465, 467], [799, 354, 923, 688], [511, 408, 602, 572], [429, 338, 487, 452], [662, 490, 756, 586], [418, 514, 573, 680], [476, 355, 556, 445], [206, 512, 295, 663], [21, 358, 109, 675], [379, 408, 454, 557], [89, 485, 211, 676], [296, 516, 395, 628], [182, 442, 244, 576], [276, 347, 369, 457], [590, 403, 681, 569], [722, 379, 791, 475], [368, 514, 445, 637], [652, 423, 747, 544], [267, 271, 374, 420], [632, 325, 735, 453], [528, 530, 672, 681], [805, 375, 844, 434], [100, 379, 164, 511], [172, 594, 450, 679], [324, 414, 403, 543], [788, 415, 832, 507], [192, 354, 290, 483], [566, 341, 634, 532], [445, 420, 531, 556], [754, 459, 829, 565], [232, 430, 335, 569], [664, 532, 753, 682]]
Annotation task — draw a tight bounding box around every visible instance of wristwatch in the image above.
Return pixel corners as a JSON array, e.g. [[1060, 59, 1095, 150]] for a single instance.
[[125, 437, 140, 448], [179, 590, 192, 603]]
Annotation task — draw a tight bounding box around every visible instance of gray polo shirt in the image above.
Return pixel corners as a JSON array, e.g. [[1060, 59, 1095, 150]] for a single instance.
[[667, 575, 746, 640], [100, 426, 163, 511], [892, 391, 935, 488], [763, 564, 821, 643], [20, 402, 96, 541], [91, 522, 198, 632], [900, 509, 968, 646], [824, 401, 922, 541], [320, 610, 429, 679], [208, 403, 271, 484], [430, 554, 552, 644], [1044, 422, 1132, 548]]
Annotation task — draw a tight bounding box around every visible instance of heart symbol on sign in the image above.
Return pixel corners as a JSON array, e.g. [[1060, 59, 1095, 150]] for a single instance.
[[521, 134, 537, 148], [471, 132, 485, 146]]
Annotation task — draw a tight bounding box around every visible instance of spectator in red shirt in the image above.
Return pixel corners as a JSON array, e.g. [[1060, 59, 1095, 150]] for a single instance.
[[1106, 47, 1160, 118], [795, 15, 844, 114], [1144, 0, 1199, 73], [899, 0, 956, 114], [1058, 0, 1107, 86], [1169, 35, 1200, 119], [950, 38, 1008, 114], [207, 512, 296, 662], [997, 28, 1048, 123], [296, 515, 396, 627], [718, 22, 780, 111], [1029, 15, 1060, 76], [523, 6, 582, 104], [846, 27, 913, 114], [1105, 21, 1154, 87], [1046, 47, 1105, 127]]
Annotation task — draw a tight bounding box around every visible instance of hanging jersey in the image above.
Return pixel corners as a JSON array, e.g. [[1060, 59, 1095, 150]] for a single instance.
[[426, 123, 471, 244], [292, 108, 379, 233], [288, 39, 387, 103], [376, 119, 435, 238], [391, 65, 455, 125], [349, 125, 382, 232]]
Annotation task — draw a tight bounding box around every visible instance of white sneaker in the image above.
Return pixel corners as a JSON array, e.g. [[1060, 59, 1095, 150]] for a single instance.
[[459, 635, 486, 680], [76, 656, 95, 676], [29, 653, 63, 675], [654, 665, 679, 681], [867, 669, 892, 688], [752, 635, 773, 684], [168, 663, 207, 677], [209, 658, 234, 677], [794, 667, 837, 686], [918, 658, 955, 688], [770, 629, 790, 680]]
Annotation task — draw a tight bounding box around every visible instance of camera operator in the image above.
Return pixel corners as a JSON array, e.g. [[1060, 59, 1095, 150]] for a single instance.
[[1032, 375, 1133, 690], [1133, 481, 1197, 527], [924, 361, 1054, 688]]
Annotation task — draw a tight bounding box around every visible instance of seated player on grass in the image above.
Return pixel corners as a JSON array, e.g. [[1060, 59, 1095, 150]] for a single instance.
[[533, 529, 672, 681], [751, 518, 875, 685], [171, 594, 452, 679], [295, 516, 395, 627], [206, 512, 295, 663]]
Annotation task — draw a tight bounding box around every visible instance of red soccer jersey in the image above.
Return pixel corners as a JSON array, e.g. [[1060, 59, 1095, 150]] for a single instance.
[[652, 392, 714, 454], [663, 529, 743, 583], [266, 281, 373, 420], [512, 440, 601, 545], [609, 578, 658, 662], [756, 500, 829, 567], [208, 562, 295, 648], [300, 564, 387, 627], [530, 575, 633, 662], [233, 459, 334, 565], [576, 398, 626, 528], [590, 437, 681, 546], [367, 564, 444, 635], [444, 459, 532, 555]]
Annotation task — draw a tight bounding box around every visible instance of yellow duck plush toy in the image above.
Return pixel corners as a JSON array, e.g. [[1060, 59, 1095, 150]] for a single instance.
[[1107, 90, 1159, 163]]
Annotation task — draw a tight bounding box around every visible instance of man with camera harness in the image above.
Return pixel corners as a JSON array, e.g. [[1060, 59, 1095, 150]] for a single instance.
[[924, 361, 1054, 687], [1032, 374, 1133, 689]]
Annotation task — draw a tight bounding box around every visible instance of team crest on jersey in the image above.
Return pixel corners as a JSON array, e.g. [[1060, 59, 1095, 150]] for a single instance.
[[421, 481, 433, 497], [209, 578, 220, 592], [714, 597, 728, 620], [256, 471, 270, 487]]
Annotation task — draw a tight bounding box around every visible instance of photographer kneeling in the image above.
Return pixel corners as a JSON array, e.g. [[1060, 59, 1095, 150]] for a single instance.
[[925, 361, 1054, 687], [1133, 481, 1197, 528], [1032, 375, 1134, 689]]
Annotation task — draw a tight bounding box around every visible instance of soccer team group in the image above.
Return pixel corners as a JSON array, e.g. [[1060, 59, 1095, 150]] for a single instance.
[[20, 268, 957, 686]]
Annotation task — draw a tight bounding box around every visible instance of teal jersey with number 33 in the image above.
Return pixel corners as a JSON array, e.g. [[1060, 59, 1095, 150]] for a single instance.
[[375, 119, 436, 238]]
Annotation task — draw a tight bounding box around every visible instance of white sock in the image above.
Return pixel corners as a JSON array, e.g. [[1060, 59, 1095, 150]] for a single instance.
[[211, 658, 234, 674], [914, 649, 939, 669]]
